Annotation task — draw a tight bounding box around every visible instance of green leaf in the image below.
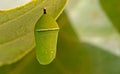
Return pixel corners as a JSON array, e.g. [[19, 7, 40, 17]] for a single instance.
[[0, 0, 67, 66], [100, 0, 120, 32]]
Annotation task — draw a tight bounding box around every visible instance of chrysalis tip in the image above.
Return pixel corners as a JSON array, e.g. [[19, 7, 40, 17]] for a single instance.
[[44, 8, 47, 14]]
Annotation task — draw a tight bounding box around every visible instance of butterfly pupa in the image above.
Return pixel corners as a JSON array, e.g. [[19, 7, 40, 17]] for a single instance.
[[34, 9, 59, 65]]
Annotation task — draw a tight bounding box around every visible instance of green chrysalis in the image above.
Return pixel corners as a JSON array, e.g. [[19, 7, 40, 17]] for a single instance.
[[34, 9, 59, 65]]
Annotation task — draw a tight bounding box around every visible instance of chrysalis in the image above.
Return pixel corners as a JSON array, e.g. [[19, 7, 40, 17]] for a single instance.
[[34, 9, 59, 65]]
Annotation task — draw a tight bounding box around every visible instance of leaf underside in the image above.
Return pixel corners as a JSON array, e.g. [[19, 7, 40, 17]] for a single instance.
[[0, 0, 67, 66]]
